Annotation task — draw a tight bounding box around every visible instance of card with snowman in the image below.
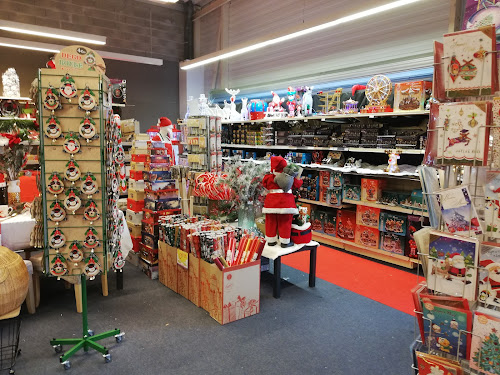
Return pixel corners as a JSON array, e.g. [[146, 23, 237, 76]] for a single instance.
[[426, 230, 479, 301]]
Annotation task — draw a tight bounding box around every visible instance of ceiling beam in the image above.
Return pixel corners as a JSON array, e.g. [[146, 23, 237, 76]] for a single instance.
[[193, 0, 230, 21]]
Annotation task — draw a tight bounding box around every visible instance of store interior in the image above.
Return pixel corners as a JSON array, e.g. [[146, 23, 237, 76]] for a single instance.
[[0, 0, 497, 374]]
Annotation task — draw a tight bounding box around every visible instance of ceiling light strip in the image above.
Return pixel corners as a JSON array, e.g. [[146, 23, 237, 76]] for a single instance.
[[180, 0, 421, 70], [0, 20, 106, 45]]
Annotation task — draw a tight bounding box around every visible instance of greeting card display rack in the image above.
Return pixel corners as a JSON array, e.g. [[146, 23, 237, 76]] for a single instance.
[[411, 26, 500, 374], [38, 68, 123, 370]]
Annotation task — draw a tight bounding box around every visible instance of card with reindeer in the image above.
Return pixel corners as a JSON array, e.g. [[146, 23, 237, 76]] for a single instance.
[[436, 101, 491, 166]]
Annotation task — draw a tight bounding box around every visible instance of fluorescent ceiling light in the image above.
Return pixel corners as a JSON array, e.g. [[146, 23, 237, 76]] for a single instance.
[[0, 20, 106, 45], [181, 0, 421, 70], [0, 37, 163, 66]]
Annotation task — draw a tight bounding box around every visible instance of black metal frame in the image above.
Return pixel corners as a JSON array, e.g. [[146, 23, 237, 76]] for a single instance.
[[0, 315, 21, 373]]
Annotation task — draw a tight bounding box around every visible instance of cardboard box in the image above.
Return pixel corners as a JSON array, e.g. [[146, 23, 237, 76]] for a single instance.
[[319, 171, 331, 187], [145, 198, 181, 211], [130, 170, 146, 181], [140, 242, 158, 263], [147, 155, 170, 164], [145, 170, 173, 182], [393, 80, 432, 112], [129, 188, 145, 201], [177, 250, 189, 299], [356, 205, 380, 228], [331, 172, 343, 188], [131, 235, 141, 252], [145, 180, 177, 191], [139, 258, 158, 280], [130, 162, 145, 172], [324, 213, 337, 236], [145, 189, 178, 200], [336, 210, 356, 241], [158, 241, 178, 292], [355, 225, 379, 248], [143, 209, 181, 223], [125, 250, 140, 266], [127, 220, 142, 237], [133, 133, 149, 141], [129, 179, 145, 191], [379, 232, 405, 254], [379, 212, 407, 236], [141, 220, 159, 236], [131, 154, 147, 162], [145, 163, 171, 172], [327, 188, 342, 207], [132, 140, 148, 149], [343, 184, 361, 201], [361, 178, 384, 202], [126, 209, 144, 225], [127, 198, 145, 212], [188, 253, 200, 307], [200, 259, 260, 324], [311, 210, 327, 233], [141, 231, 159, 249]]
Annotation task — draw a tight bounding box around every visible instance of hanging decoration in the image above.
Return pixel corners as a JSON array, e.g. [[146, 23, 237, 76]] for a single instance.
[[49, 200, 66, 223], [47, 172, 65, 196], [2, 68, 20, 98], [49, 228, 66, 249], [43, 85, 62, 111], [80, 172, 98, 197], [65, 160, 81, 182], [0, 99, 20, 117], [78, 115, 98, 142], [67, 241, 84, 263], [83, 251, 100, 279], [83, 227, 99, 249], [49, 253, 68, 277], [63, 187, 81, 213], [63, 132, 81, 155], [78, 85, 97, 111], [44, 115, 62, 140], [112, 249, 125, 272], [83, 199, 100, 222], [59, 73, 77, 100]]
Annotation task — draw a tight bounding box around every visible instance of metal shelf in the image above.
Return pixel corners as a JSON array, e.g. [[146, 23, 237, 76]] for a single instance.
[[0, 117, 36, 121], [297, 198, 351, 209], [221, 110, 430, 125], [342, 199, 428, 217], [221, 143, 424, 154]]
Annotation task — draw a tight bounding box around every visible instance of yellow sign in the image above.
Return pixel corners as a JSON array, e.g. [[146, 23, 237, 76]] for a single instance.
[[53, 45, 106, 74], [177, 249, 189, 269]]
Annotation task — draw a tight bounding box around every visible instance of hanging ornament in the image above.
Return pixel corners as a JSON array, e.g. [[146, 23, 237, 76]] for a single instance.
[[67, 241, 84, 263], [47, 172, 65, 196], [111, 176, 119, 193], [114, 144, 125, 164], [44, 115, 62, 141], [63, 132, 81, 155], [49, 228, 66, 249], [49, 200, 66, 223], [78, 115, 98, 142], [83, 252, 101, 279], [50, 253, 68, 277], [80, 172, 98, 197], [63, 187, 81, 213], [459, 59, 478, 81], [65, 160, 81, 182], [113, 249, 125, 272], [43, 85, 62, 111], [0, 99, 20, 117], [78, 85, 97, 111], [83, 199, 100, 222], [473, 45, 487, 61], [448, 55, 461, 83], [83, 227, 100, 249], [59, 73, 77, 100]]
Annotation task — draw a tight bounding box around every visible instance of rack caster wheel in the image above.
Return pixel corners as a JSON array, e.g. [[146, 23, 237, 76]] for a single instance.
[[115, 332, 124, 343], [9, 369, 15, 374], [87, 329, 94, 337], [62, 361, 71, 370], [104, 354, 111, 363], [53, 345, 63, 354]]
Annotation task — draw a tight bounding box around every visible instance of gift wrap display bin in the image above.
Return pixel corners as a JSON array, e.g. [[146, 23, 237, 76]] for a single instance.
[[158, 241, 260, 324]]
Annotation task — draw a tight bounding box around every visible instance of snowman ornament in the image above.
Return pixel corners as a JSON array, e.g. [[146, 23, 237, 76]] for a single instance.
[[84, 252, 101, 280], [78, 85, 97, 112], [79, 115, 98, 142], [68, 241, 84, 264], [65, 160, 81, 182], [44, 115, 62, 141], [80, 173, 98, 197], [50, 253, 68, 277], [63, 188, 81, 214], [47, 172, 65, 196], [43, 85, 62, 112], [49, 201, 66, 223], [83, 200, 100, 223], [49, 228, 66, 249], [113, 249, 126, 272], [83, 227, 100, 249]]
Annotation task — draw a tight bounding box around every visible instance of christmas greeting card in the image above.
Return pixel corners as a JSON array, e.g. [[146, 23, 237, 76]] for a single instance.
[[416, 351, 463, 375], [421, 299, 472, 360], [492, 97, 500, 168], [426, 230, 479, 301], [478, 242, 500, 307], [436, 102, 491, 166], [444, 26, 498, 97], [486, 200, 500, 239], [470, 311, 500, 374], [436, 185, 482, 236]]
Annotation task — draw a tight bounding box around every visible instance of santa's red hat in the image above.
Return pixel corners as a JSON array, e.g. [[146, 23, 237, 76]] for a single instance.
[[449, 252, 461, 258], [481, 259, 498, 269], [159, 117, 172, 127], [270, 156, 287, 173]]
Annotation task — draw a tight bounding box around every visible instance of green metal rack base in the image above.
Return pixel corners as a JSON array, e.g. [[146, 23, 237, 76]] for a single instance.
[[49, 275, 123, 370]]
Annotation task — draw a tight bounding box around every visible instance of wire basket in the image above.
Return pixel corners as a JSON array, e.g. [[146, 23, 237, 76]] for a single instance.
[[0, 315, 21, 373]]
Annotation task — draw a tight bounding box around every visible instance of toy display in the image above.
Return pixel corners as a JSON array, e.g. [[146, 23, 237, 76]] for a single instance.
[[343, 184, 361, 201], [356, 206, 380, 228], [302, 86, 313, 116], [379, 212, 407, 236], [342, 99, 358, 114], [361, 75, 393, 113], [393, 81, 432, 111], [384, 150, 401, 173], [379, 232, 405, 254], [355, 225, 379, 248], [336, 210, 356, 241], [262, 156, 303, 248], [361, 178, 384, 202], [286, 86, 297, 117], [225, 88, 241, 121]]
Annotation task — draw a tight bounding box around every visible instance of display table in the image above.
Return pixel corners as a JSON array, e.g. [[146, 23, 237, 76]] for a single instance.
[[262, 241, 319, 298]]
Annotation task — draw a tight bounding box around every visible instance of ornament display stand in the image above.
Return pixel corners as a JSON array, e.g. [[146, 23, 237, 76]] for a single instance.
[[50, 274, 122, 369]]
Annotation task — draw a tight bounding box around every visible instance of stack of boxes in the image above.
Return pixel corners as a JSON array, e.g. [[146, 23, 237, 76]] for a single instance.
[[127, 134, 148, 254], [355, 206, 380, 249], [318, 171, 343, 207], [379, 212, 407, 255], [139, 139, 182, 275]]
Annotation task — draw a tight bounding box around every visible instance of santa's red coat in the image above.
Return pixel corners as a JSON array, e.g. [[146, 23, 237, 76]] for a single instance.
[[262, 173, 302, 214]]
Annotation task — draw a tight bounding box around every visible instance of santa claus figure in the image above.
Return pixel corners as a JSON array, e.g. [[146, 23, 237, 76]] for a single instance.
[[447, 253, 469, 283], [480, 259, 500, 303], [262, 156, 303, 248], [151, 117, 176, 164]]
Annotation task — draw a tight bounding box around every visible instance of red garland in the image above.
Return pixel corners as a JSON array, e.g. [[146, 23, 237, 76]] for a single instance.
[[0, 133, 22, 148]]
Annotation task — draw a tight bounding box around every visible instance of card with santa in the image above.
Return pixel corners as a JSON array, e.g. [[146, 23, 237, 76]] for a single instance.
[[426, 230, 479, 301], [478, 242, 500, 307]]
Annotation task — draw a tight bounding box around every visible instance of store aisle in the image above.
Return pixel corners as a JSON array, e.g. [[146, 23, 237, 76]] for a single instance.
[[13, 262, 415, 375]]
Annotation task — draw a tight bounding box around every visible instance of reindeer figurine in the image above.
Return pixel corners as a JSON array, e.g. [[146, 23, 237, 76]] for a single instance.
[[385, 150, 402, 173], [302, 86, 314, 116], [225, 88, 241, 121], [241, 97, 249, 121]]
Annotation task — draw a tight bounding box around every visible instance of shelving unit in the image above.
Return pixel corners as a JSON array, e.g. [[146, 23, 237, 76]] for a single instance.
[[312, 231, 416, 269], [222, 143, 426, 154], [342, 199, 428, 217], [297, 198, 351, 209]]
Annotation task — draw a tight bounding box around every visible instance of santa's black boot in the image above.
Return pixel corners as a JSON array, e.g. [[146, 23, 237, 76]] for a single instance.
[[281, 241, 294, 248]]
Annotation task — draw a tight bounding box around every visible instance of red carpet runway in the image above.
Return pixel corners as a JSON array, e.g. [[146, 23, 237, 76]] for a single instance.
[[282, 245, 424, 315]]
